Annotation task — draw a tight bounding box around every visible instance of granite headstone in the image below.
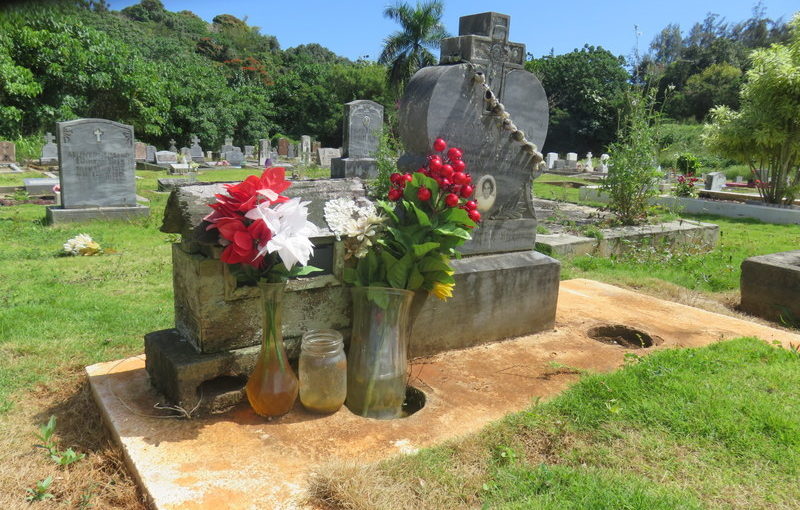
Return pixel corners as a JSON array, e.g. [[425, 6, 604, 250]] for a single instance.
[[0, 141, 15, 163], [189, 135, 204, 162], [277, 138, 289, 157], [317, 148, 341, 168], [134, 142, 147, 161], [705, 172, 726, 191], [41, 132, 58, 164], [156, 150, 178, 165], [259, 138, 271, 166], [300, 135, 312, 164], [146, 145, 156, 163], [330, 100, 383, 178]]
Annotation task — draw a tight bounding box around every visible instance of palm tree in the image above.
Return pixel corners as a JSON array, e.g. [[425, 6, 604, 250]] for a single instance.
[[379, 1, 450, 94]]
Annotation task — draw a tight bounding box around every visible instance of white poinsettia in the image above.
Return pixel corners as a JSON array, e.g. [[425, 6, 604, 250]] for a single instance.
[[246, 198, 318, 270], [324, 197, 384, 259], [63, 233, 102, 256]]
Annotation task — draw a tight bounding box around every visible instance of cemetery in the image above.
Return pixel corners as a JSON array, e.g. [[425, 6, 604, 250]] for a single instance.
[[1, 2, 799, 509]]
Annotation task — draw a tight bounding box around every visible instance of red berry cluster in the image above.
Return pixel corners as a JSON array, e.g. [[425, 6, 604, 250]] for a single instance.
[[386, 138, 480, 222]]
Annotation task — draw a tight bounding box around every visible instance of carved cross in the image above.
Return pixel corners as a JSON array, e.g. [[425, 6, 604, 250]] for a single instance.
[[169, 138, 176, 146], [44, 132, 55, 144], [93, 128, 103, 142], [190, 135, 199, 145], [225, 137, 233, 146]]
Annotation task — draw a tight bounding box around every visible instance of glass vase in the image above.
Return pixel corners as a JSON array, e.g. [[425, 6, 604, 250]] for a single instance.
[[299, 329, 347, 414], [346, 286, 414, 419], [245, 280, 298, 418]]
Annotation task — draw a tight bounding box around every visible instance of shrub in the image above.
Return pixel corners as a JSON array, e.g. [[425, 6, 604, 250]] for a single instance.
[[676, 153, 700, 176]]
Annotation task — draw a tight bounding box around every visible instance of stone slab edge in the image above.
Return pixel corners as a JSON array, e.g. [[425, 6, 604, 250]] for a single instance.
[[46, 205, 150, 224]]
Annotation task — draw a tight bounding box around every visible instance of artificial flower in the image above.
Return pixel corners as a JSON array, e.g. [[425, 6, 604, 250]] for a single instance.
[[430, 281, 454, 300]]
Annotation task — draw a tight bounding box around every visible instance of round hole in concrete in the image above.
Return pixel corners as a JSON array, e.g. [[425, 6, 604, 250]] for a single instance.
[[401, 386, 426, 418], [587, 324, 658, 349]]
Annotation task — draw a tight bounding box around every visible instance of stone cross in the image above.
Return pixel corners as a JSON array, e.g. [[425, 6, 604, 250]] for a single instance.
[[440, 12, 525, 102], [44, 132, 55, 144], [191, 135, 199, 145], [169, 139, 177, 152], [94, 128, 104, 142]]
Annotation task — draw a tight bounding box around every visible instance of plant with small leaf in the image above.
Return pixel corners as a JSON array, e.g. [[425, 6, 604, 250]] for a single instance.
[[34, 415, 85, 467], [673, 174, 701, 197], [26, 476, 54, 502]]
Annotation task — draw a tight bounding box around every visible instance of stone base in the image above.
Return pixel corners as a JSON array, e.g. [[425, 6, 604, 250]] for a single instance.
[[331, 157, 377, 179], [45, 204, 150, 224], [741, 250, 800, 323], [460, 218, 538, 255], [145, 250, 560, 415]]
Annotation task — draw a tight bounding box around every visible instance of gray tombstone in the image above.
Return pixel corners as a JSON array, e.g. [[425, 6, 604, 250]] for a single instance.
[[317, 148, 341, 169], [146, 145, 157, 164], [395, 11, 549, 254], [189, 135, 204, 162], [300, 135, 312, 164], [288, 143, 297, 158], [47, 118, 148, 223], [24, 178, 60, 195], [330, 100, 383, 178], [599, 154, 609, 173], [565, 153, 578, 170], [180, 147, 191, 158], [134, 141, 147, 161], [220, 136, 234, 155], [244, 145, 255, 159], [258, 138, 271, 166], [0, 141, 16, 164], [41, 132, 58, 164], [705, 171, 726, 191], [169, 139, 178, 153], [156, 150, 178, 165], [546, 152, 558, 169], [223, 147, 244, 167]]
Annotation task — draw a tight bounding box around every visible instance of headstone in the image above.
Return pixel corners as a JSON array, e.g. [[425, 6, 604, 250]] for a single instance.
[[169, 163, 190, 174], [330, 100, 383, 178], [206, 151, 213, 160], [546, 152, 558, 169], [736, 175, 744, 183], [222, 147, 244, 167], [311, 141, 321, 163], [565, 153, 578, 170], [146, 145, 156, 163], [189, 135, 204, 162], [24, 177, 60, 195], [396, 11, 550, 255], [0, 141, 16, 164], [244, 145, 255, 159], [584, 152, 593, 172], [156, 150, 178, 165], [134, 142, 147, 161], [40, 132, 58, 164], [180, 147, 190, 158], [288, 143, 297, 158], [277, 138, 289, 157], [705, 171, 726, 191], [47, 118, 149, 223], [299, 135, 312, 164], [317, 148, 341, 168], [259, 138, 271, 166], [220, 136, 234, 155], [599, 153, 609, 173], [169, 139, 178, 153]]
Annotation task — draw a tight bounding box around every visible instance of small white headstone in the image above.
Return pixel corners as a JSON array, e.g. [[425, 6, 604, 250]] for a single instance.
[[584, 152, 593, 172], [546, 152, 558, 169], [704, 171, 726, 191], [566, 152, 578, 170], [599, 154, 610, 173], [736, 176, 743, 183]]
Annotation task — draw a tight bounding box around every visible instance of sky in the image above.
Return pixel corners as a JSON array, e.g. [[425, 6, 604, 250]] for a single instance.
[[105, 0, 798, 62]]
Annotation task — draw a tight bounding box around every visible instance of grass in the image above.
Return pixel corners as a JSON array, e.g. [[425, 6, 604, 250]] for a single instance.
[[308, 338, 800, 509], [0, 171, 48, 187]]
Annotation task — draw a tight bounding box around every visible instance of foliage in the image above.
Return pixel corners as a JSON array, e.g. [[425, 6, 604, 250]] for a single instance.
[[527, 45, 630, 154], [601, 89, 664, 225], [25, 477, 54, 502], [370, 128, 402, 199], [379, 0, 449, 95], [675, 153, 700, 175], [673, 174, 701, 197], [35, 415, 86, 467], [704, 13, 800, 205]]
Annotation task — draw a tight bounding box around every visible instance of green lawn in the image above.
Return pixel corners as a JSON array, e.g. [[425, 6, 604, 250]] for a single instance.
[[310, 338, 800, 509]]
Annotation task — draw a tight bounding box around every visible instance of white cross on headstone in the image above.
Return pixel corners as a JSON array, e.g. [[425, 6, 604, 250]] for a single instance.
[[190, 135, 199, 145], [44, 132, 55, 144], [94, 128, 103, 142]]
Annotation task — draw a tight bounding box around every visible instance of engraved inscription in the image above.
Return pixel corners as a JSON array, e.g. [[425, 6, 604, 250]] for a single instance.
[[69, 151, 129, 182]]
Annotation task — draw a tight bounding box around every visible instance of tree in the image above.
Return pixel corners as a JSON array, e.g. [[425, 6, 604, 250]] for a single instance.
[[682, 63, 742, 120], [526, 45, 630, 154], [704, 13, 800, 205], [378, 1, 449, 95]]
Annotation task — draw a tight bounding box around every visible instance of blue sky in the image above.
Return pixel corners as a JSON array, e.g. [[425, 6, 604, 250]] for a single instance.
[[107, 0, 798, 62]]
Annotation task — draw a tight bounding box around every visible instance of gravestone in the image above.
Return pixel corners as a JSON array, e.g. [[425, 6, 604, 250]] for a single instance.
[[311, 141, 321, 163], [288, 143, 297, 158], [736, 175, 744, 183], [741, 250, 800, 323], [584, 152, 594, 172], [244, 145, 255, 159], [259, 138, 271, 166], [134, 142, 147, 161], [277, 138, 289, 157], [24, 177, 60, 194], [546, 152, 558, 169], [156, 150, 178, 165], [220, 136, 234, 155], [223, 147, 244, 167], [566, 152, 578, 170], [41, 132, 58, 164], [300, 135, 312, 164], [599, 153, 609, 173], [0, 141, 16, 164], [46, 118, 149, 224], [331, 100, 383, 178], [206, 151, 213, 160], [146, 145, 156, 163], [180, 147, 191, 158], [169, 139, 178, 153], [189, 135, 205, 162], [705, 171, 726, 191], [317, 148, 341, 168], [397, 11, 549, 254]]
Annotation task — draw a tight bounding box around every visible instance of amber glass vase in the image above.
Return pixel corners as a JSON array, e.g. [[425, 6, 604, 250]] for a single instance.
[[245, 281, 298, 418]]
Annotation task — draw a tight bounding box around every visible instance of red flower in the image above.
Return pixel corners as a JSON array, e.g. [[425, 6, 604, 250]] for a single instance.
[[205, 167, 291, 227]]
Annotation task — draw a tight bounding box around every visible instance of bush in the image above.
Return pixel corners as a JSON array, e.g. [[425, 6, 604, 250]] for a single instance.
[[676, 153, 700, 176]]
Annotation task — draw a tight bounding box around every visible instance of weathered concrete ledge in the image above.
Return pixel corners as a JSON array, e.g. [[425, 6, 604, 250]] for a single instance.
[[580, 187, 800, 225], [45, 204, 151, 224], [741, 250, 800, 323], [536, 220, 719, 257], [89, 279, 800, 510]]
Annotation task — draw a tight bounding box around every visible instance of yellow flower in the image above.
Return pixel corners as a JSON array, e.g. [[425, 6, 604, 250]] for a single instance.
[[430, 281, 454, 301]]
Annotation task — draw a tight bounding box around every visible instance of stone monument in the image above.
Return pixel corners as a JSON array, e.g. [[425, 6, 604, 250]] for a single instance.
[[46, 118, 149, 224], [330, 100, 383, 178], [189, 135, 204, 163], [287, 143, 297, 159], [705, 171, 726, 191], [146, 145, 157, 164], [599, 153, 609, 173], [546, 152, 558, 169], [565, 152, 578, 170], [258, 138, 271, 166], [277, 138, 289, 157], [0, 141, 15, 164], [244, 145, 255, 160], [156, 150, 178, 165], [223, 147, 244, 167], [300, 135, 312, 165], [220, 136, 234, 155], [169, 139, 178, 153], [317, 148, 341, 168], [40, 132, 58, 164], [584, 152, 594, 172]]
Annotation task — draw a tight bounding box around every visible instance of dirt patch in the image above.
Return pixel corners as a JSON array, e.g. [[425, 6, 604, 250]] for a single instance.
[[0, 198, 55, 206]]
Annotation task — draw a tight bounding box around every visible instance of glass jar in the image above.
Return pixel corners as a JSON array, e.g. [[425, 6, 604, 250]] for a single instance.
[[299, 329, 347, 414]]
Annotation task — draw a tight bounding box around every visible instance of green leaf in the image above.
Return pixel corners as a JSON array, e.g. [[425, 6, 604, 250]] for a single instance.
[[377, 200, 399, 223], [412, 241, 440, 258], [407, 266, 424, 290], [343, 267, 360, 285], [441, 206, 473, 226], [434, 225, 472, 240], [387, 253, 413, 289], [381, 250, 399, 270], [419, 255, 452, 273], [406, 201, 432, 227], [288, 265, 323, 277]]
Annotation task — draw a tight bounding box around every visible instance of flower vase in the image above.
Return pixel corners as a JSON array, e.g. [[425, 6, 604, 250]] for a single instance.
[[346, 287, 414, 419], [245, 281, 298, 418]]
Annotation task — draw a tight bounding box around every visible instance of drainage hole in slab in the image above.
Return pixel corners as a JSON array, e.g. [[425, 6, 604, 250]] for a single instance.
[[587, 325, 655, 349], [196, 375, 247, 399], [401, 386, 426, 417]]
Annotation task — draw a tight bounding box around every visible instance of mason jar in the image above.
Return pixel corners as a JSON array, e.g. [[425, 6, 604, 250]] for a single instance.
[[299, 329, 347, 414]]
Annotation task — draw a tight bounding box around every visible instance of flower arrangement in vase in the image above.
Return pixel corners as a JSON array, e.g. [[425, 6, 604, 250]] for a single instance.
[[206, 167, 319, 418]]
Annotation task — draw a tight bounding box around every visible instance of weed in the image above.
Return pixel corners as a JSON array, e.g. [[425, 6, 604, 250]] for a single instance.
[[25, 476, 54, 502], [35, 415, 86, 467]]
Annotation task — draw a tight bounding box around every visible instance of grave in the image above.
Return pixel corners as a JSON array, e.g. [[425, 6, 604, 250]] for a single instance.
[[277, 137, 289, 156], [311, 141, 321, 162], [244, 145, 255, 160], [331, 100, 383, 178], [0, 141, 16, 164], [222, 147, 244, 167], [599, 153, 609, 173], [317, 147, 341, 168], [741, 250, 800, 323], [134, 141, 147, 161], [546, 152, 558, 169], [179, 147, 190, 159], [565, 152, 578, 169], [40, 132, 58, 164], [705, 171, 726, 191], [46, 118, 149, 224], [584, 152, 593, 171], [287, 143, 297, 158], [146, 145, 156, 163], [155, 150, 178, 165], [300, 135, 312, 164], [168, 139, 178, 153], [24, 177, 60, 195], [258, 138, 271, 166], [189, 135, 205, 163], [220, 136, 234, 155]]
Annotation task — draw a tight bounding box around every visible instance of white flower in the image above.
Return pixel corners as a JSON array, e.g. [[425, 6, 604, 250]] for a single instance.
[[63, 234, 101, 256], [246, 198, 318, 270], [324, 197, 384, 259]]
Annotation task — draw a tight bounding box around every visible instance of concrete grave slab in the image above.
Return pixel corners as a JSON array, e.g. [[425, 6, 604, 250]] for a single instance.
[[741, 250, 800, 323]]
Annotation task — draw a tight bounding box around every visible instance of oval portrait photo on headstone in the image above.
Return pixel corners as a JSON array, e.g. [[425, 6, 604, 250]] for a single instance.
[[475, 174, 497, 212]]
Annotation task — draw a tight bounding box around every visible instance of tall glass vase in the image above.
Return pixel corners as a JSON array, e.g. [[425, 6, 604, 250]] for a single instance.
[[346, 286, 413, 419], [245, 280, 298, 418]]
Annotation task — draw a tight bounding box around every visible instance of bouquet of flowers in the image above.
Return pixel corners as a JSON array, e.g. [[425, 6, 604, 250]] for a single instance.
[[324, 138, 478, 300], [205, 167, 319, 282], [673, 174, 701, 198], [63, 234, 102, 256]]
